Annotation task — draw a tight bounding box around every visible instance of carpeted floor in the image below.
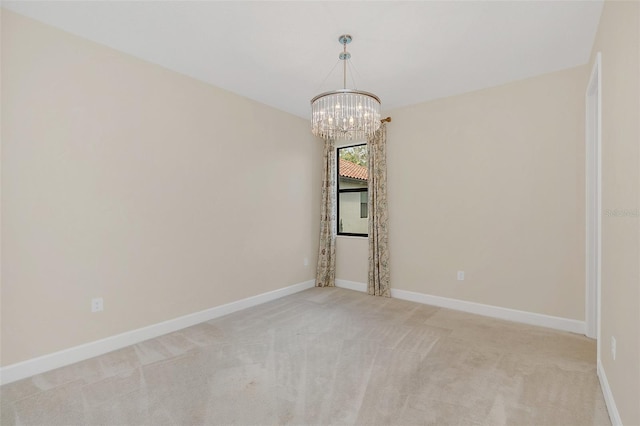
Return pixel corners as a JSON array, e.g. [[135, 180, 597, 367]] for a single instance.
[[0, 287, 610, 425]]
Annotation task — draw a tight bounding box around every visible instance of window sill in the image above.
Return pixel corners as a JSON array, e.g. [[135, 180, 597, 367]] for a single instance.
[[336, 234, 368, 240]]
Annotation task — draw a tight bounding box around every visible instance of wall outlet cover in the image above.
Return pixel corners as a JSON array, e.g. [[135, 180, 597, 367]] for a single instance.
[[91, 297, 104, 313]]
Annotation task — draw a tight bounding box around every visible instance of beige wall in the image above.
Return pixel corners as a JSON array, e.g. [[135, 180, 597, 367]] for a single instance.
[[337, 65, 588, 321], [589, 1, 640, 424], [336, 236, 368, 284], [1, 11, 322, 366]]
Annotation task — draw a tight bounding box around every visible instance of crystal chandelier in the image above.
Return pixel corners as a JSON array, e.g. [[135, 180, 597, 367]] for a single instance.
[[311, 34, 381, 141]]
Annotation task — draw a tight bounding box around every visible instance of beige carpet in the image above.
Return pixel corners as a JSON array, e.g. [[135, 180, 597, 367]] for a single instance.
[[0, 287, 610, 425]]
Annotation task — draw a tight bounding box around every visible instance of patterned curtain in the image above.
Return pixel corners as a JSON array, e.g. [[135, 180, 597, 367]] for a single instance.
[[316, 139, 337, 287], [367, 124, 390, 297]]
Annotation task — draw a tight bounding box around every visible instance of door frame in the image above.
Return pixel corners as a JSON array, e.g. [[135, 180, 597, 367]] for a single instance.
[[585, 52, 602, 347]]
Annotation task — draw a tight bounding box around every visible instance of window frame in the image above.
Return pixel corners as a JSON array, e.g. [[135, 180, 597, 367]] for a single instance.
[[337, 143, 369, 237]]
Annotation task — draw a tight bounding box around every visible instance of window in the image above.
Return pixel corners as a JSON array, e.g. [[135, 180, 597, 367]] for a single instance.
[[337, 144, 368, 236]]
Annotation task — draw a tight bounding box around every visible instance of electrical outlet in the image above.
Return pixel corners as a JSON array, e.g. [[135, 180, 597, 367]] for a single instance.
[[457, 271, 465, 281], [611, 336, 616, 360], [304, 257, 309, 267], [91, 297, 104, 313]]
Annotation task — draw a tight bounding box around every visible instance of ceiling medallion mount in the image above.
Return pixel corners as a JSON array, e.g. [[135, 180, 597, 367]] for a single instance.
[[310, 34, 381, 141]]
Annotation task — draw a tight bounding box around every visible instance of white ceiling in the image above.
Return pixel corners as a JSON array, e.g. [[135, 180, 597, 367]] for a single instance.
[[2, 1, 604, 119]]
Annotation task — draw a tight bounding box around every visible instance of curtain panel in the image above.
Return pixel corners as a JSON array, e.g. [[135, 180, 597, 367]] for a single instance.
[[315, 139, 337, 287], [367, 124, 390, 297]]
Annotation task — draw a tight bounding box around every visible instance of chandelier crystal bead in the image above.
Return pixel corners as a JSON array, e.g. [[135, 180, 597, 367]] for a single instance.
[[311, 35, 381, 140]]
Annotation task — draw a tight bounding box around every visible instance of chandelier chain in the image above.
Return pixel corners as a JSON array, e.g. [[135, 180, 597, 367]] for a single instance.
[[347, 59, 365, 91], [347, 60, 358, 91], [314, 58, 341, 94]]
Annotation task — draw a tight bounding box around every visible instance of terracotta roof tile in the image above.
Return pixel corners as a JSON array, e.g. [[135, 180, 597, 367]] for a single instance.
[[339, 158, 368, 181]]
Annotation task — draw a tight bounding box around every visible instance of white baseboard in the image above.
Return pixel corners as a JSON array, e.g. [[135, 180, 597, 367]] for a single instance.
[[597, 361, 622, 426], [392, 288, 586, 334], [0, 279, 315, 386], [336, 280, 585, 335]]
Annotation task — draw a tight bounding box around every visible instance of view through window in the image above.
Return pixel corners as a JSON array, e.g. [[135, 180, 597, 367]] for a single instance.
[[337, 144, 368, 236]]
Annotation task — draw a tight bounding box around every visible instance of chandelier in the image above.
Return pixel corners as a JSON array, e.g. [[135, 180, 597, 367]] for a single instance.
[[311, 34, 381, 141]]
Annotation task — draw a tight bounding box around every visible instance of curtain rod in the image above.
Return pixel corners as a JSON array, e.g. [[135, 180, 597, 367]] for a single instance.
[[381, 117, 392, 123]]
